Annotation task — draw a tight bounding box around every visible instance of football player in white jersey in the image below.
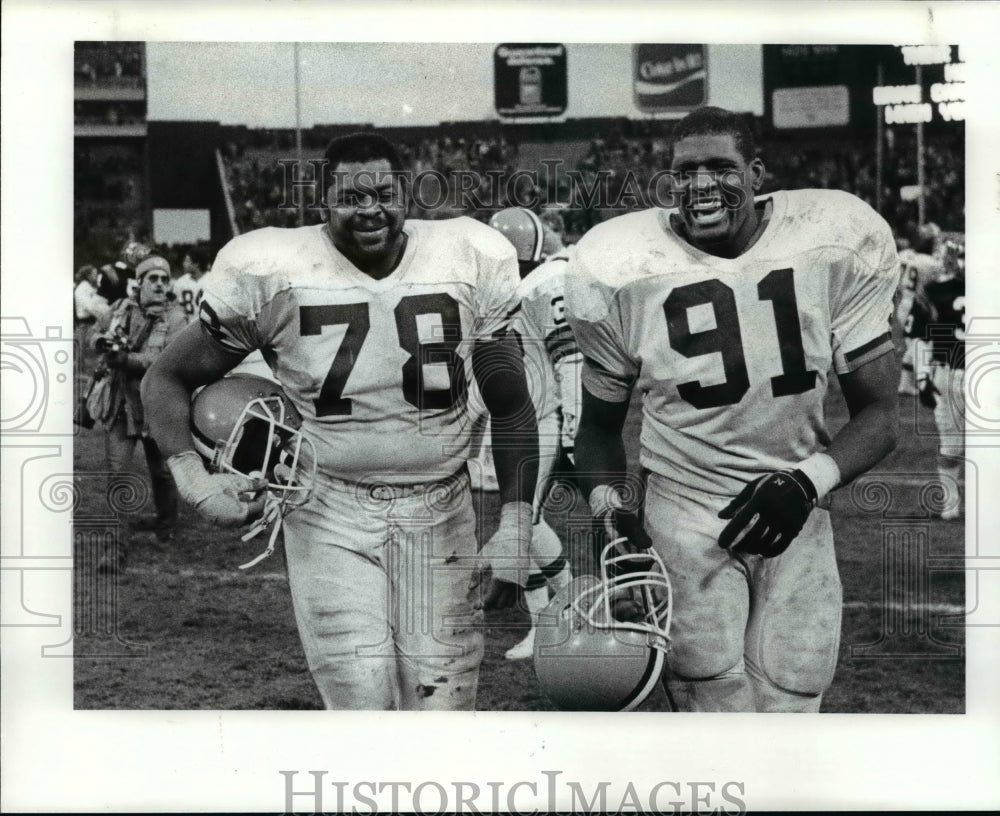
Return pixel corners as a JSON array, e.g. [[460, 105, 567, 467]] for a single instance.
[[487, 207, 580, 660], [907, 238, 966, 521], [171, 247, 208, 324], [565, 107, 900, 712], [896, 224, 944, 395], [143, 133, 539, 710]]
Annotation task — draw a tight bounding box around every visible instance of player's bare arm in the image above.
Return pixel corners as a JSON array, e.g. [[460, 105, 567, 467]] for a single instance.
[[574, 377, 651, 551], [473, 333, 539, 586], [143, 321, 246, 455], [473, 332, 539, 506], [574, 380, 630, 498], [827, 348, 901, 482], [142, 321, 266, 527]]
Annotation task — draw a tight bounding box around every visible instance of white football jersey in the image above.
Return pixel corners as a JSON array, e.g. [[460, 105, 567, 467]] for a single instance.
[[566, 189, 898, 500], [896, 248, 943, 326], [513, 250, 583, 423], [199, 218, 520, 484], [172, 272, 204, 323]]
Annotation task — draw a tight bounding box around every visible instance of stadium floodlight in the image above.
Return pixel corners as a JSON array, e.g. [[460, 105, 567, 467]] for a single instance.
[[944, 62, 966, 83], [872, 84, 921, 106], [900, 45, 951, 66], [938, 101, 966, 122], [885, 102, 932, 125], [930, 82, 965, 104]]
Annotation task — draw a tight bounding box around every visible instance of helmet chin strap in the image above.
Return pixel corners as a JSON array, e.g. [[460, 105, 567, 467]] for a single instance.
[[237, 495, 284, 570]]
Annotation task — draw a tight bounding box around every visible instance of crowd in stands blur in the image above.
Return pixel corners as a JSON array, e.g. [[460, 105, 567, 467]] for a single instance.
[[76, 118, 964, 293], [74, 42, 144, 86], [75, 100, 147, 126], [216, 119, 963, 240]]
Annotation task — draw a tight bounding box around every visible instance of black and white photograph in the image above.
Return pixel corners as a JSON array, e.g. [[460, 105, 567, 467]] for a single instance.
[[3, 2, 999, 813]]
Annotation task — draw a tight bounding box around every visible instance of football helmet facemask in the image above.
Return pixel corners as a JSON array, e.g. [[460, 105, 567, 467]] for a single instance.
[[534, 540, 672, 711], [190, 374, 316, 509]]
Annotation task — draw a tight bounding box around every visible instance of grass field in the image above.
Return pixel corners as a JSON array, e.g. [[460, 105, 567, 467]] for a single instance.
[[73, 373, 965, 712]]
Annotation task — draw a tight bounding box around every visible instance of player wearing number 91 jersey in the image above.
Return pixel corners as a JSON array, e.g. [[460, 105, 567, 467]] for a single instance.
[[569, 188, 898, 500], [565, 106, 900, 714]]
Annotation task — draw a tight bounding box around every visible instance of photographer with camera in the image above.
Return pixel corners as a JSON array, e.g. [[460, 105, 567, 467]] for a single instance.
[[89, 254, 188, 572]]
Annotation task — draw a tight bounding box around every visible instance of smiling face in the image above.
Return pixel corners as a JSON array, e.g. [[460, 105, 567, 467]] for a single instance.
[[670, 132, 765, 257], [323, 158, 408, 275]]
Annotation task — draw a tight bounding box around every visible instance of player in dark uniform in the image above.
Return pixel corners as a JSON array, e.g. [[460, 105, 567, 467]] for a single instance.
[[906, 238, 965, 520]]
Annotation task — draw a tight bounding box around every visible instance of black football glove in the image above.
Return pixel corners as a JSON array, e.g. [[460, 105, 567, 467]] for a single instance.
[[718, 469, 818, 558], [481, 576, 521, 610], [918, 376, 939, 409]]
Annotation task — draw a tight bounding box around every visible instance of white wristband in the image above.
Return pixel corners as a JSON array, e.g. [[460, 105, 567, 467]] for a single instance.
[[796, 452, 841, 502], [166, 450, 215, 506], [588, 484, 624, 518], [498, 501, 534, 532]]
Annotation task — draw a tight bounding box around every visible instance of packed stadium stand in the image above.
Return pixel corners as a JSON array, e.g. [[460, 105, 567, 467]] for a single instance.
[[74, 42, 964, 271]]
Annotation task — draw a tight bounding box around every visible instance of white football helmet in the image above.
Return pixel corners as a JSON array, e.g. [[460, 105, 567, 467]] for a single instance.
[[190, 374, 315, 508], [534, 540, 672, 711], [488, 207, 544, 277]]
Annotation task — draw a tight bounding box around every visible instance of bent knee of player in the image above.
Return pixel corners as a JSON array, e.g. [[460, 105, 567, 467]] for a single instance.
[[746, 627, 839, 697], [667, 633, 745, 681], [310, 657, 397, 710], [746, 668, 825, 713]]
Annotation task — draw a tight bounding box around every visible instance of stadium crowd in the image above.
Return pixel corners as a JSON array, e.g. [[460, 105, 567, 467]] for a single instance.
[[216, 122, 963, 238], [74, 42, 144, 86]]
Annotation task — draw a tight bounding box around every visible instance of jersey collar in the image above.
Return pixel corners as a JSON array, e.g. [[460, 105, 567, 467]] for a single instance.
[[658, 191, 787, 265], [319, 221, 419, 288]]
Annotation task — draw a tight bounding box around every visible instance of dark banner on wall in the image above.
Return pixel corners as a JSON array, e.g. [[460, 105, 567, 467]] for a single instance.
[[494, 44, 568, 118]]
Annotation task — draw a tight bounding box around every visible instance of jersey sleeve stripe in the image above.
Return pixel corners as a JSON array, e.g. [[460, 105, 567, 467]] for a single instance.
[[199, 319, 247, 355], [844, 331, 892, 363], [550, 346, 583, 366], [546, 336, 580, 365], [544, 325, 576, 354]]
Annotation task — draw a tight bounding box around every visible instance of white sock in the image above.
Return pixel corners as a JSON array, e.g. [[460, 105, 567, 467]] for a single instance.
[[505, 585, 551, 661]]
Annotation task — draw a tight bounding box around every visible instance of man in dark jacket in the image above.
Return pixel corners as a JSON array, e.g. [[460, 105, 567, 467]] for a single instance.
[[91, 254, 188, 572]]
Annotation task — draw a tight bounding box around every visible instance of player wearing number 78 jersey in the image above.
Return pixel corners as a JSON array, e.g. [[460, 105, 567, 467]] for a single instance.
[[143, 133, 538, 711], [566, 106, 900, 712]]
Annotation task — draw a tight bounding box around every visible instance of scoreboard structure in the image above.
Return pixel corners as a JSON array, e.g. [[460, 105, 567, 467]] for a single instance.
[[763, 44, 964, 132]]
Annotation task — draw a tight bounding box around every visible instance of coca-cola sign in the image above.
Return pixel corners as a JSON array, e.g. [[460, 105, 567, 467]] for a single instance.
[[633, 44, 707, 112]]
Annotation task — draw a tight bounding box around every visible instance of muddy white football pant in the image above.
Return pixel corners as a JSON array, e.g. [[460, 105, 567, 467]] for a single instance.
[[932, 364, 965, 516], [529, 411, 571, 573], [644, 473, 842, 713], [281, 470, 483, 710]]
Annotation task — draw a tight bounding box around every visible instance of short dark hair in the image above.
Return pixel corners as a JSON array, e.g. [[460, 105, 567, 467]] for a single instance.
[[670, 106, 756, 164], [321, 132, 405, 193], [186, 244, 211, 270]]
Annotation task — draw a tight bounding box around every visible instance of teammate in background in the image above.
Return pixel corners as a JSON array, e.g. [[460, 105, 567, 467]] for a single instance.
[[488, 207, 578, 660], [896, 223, 944, 395], [566, 107, 900, 712], [90, 255, 188, 570], [172, 246, 209, 323], [143, 133, 538, 710], [96, 260, 133, 305], [907, 238, 965, 521], [74, 264, 111, 352]]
